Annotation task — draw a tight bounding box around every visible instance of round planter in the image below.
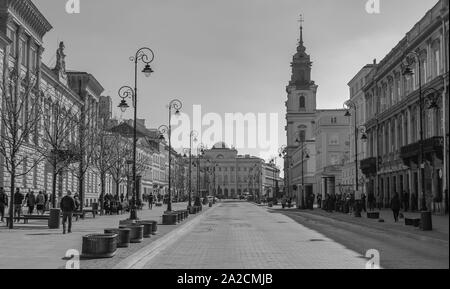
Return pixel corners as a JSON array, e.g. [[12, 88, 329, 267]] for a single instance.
[[136, 221, 153, 238], [119, 224, 144, 243], [112, 228, 131, 248], [81, 234, 117, 259], [140, 220, 158, 234]]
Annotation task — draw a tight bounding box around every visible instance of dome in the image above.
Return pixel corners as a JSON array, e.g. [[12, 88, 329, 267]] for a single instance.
[[212, 142, 229, 149]]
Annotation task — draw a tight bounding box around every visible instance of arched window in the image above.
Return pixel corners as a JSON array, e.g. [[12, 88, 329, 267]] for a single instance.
[[299, 95, 306, 110], [297, 125, 307, 143]]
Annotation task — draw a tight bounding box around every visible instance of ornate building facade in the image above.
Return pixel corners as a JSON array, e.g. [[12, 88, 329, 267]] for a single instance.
[[361, 0, 449, 213], [0, 0, 105, 207]]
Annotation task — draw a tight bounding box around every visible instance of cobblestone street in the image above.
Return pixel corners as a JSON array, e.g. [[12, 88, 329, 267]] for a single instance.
[[133, 201, 367, 269]]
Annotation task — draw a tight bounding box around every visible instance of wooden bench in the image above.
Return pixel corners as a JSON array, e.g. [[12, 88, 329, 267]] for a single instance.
[[5, 215, 49, 227], [405, 218, 421, 227], [83, 209, 98, 218], [367, 212, 380, 219]]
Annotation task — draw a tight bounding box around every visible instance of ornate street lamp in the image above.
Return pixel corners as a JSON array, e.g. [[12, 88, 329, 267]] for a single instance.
[[194, 143, 207, 205], [157, 99, 182, 212], [344, 100, 369, 217], [295, 136, 310, 209], [183, 130, 198, 209], [117, 47, 154, 221]]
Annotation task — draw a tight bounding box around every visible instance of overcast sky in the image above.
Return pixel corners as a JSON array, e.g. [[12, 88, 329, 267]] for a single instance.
[[34, 0, 438, 162]]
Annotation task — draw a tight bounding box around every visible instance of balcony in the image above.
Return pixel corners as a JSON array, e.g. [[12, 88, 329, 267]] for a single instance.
[[360, 157, 377, 176], [400, 137, 444, 166]]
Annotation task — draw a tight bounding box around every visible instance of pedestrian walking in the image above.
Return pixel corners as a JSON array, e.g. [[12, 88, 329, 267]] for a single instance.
[[60, 190, 76, 234], [13, 188, 24, 222], [361, 193, 367, 213], [317, 194, 322, 209], [391, 192, 401, 222], [36, 191, 46, 215], [120, 193, 124, 203], [148, 193, 154, 210], [44, 191, 49, 211], [0, 187, 8, 222], [402, 190, 410, 212], [25, 190, 36, 215], [368, 192, 375, 211]]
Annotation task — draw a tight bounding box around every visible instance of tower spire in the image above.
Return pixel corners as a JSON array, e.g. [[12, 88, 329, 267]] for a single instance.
[[298, 14, 304, 46]]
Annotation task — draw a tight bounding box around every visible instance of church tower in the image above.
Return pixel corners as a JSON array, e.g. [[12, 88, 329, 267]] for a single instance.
[[285, 15, 318, 149]]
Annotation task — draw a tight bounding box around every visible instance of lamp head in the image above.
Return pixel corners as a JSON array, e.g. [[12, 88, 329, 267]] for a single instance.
[[142, 64, 154, 77], [118, 99, 129, 113]]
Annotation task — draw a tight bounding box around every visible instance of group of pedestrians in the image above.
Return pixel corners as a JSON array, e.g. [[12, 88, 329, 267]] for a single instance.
[[0, 187, 51, 223], [317, 189, 421, 223]]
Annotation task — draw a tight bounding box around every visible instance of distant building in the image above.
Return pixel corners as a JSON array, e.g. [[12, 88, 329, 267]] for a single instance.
[[196, 142, 280, 199]]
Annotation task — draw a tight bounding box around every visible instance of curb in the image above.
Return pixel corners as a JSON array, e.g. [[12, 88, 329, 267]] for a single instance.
[[113, 203, 220, 269]]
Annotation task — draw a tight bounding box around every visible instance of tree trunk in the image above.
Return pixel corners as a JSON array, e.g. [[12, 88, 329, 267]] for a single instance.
[[8, 166, 16, 230], [52, 170, 58, 209], [100, 172, 106, 215], [115, 180, 120, 198]]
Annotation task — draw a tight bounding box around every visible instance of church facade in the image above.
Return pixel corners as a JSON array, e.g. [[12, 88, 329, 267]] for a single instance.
[[284, 19, 350, 208]]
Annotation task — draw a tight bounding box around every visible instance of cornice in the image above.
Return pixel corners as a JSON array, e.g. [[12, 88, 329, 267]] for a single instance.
[[3, 0, 52, 41]]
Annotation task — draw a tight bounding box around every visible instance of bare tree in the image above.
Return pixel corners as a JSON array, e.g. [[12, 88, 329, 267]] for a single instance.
[[69, 104, 98, 211], [0, 68, 42, 229], [37, 89, 82, 208], [108, 136, 132, 200], [92, 123, 121, 213]]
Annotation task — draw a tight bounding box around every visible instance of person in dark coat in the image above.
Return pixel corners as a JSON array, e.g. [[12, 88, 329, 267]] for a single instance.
[[0, 187, 8, 222], [13, 188, 24, 222], [368, 192, 375, 211], [361, 193, 367, 213], [391, 192, 401, 222], [60, 190, 76, 234]]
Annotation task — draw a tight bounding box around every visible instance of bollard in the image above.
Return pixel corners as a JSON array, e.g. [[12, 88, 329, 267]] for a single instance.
[[420, 211, 433, 231]]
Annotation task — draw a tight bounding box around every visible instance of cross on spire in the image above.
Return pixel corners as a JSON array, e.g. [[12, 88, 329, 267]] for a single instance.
[[298, 14, 304, 45]]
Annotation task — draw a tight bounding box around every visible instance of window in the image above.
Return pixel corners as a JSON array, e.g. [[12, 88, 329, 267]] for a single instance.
[[330, 154, 340, 165], [299, 95, 306, 109], [30, 46, 37, 72], [298, 130, 306, 143], [329, 134, 339, 145], [432, 43, 441, 77], [20, 37, 28, 66], [7, 28, 17, 58]]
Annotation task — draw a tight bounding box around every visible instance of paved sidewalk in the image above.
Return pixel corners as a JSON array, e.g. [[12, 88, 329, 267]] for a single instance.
[[0, 202, 193, 269], [140, 201, 368, 269], [268, 205, 449, 242]]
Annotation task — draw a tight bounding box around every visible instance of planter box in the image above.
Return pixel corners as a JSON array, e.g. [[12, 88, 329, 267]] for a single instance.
[[82, 234, 117, 259], [162, 213, 177, 225]]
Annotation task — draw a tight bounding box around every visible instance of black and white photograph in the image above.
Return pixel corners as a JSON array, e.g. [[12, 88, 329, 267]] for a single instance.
[[0, 0, 448, 274]]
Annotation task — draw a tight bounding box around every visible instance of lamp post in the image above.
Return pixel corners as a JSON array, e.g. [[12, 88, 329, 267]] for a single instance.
[[117, 47, 154, 220], [294, 137, 310, 209], [194, 143, 206, 205], [278, 145, 290, 199], [183, 131, 198, 209], [402, 52, 443, 212], [344, 100, 368, 217]]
